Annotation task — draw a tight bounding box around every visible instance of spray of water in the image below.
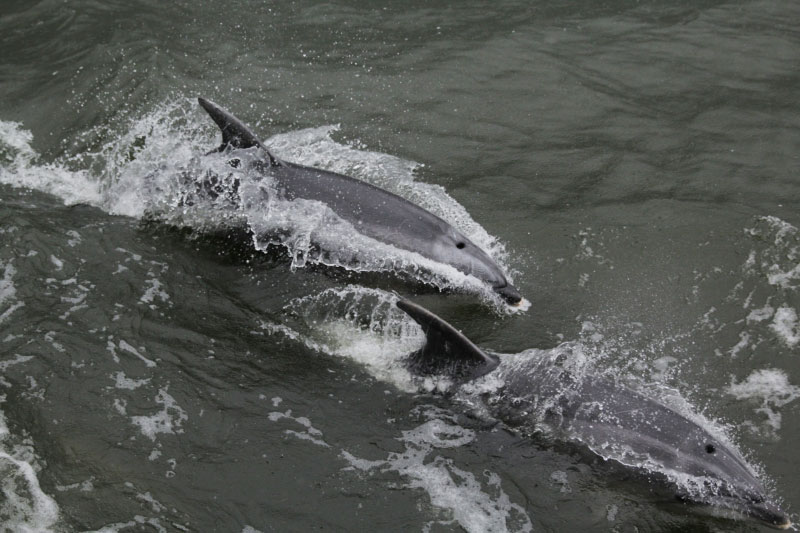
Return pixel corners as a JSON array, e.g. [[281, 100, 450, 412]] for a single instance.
[[0, 98, 519, 307]]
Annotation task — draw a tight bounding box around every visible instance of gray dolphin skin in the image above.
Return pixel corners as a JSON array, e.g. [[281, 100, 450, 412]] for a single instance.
[[197, 97, 523, 305], [396, 299, 792, 529]]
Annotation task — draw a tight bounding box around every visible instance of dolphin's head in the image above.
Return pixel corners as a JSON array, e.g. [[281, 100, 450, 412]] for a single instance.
[[434, 229, 522, 305], [575, 380, 792, 529], [500, 363, 792, 530], [664, 426, 792, 529], [667, 446, 792, 529]]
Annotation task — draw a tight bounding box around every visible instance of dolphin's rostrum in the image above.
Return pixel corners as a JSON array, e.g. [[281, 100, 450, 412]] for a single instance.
[[396, 298, 792, 529], [197, 97, 523, 305]]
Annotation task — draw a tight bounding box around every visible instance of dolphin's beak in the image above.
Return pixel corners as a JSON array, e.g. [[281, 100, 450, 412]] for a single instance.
[[702, 494, 793, 530], [750, 500, 793, 530], [495, 283, 522, 306]]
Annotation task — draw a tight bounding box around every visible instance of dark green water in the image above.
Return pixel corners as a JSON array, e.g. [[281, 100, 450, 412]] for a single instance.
[[1, 1, 799, 531]]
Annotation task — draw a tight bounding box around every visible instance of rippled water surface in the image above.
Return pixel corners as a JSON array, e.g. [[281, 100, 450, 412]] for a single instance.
[[1, 1, 799, 531]]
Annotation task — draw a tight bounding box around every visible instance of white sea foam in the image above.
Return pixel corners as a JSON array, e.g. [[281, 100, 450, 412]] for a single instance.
[[0, 394, 61, 532], [728, 330, 751, 358], [747, 304, 774, 323], [140, 277, 170, 307], [117, 339, 157, 368], [342, 418, 532, 533], [745, 216, 800, 290], [267, 409, 329, 448], [726, 369, 800, 435], [0, 120, 103, 206], [769, 306, 800, 347], [650, 355, 679, 382], [131, 388, 187, 441], [0, 355, 34, 373], [111, 371, 151, 390], [136, 491, 166, 513], [0, 452, 61, 532], [575, 227, 611, 267], [66, 230, 82, 247], [0, 260, 24, 325], [56, 477, 95, 493]]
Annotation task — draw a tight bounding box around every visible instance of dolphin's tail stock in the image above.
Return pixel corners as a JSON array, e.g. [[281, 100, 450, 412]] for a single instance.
[[198, 97, 278, 165], [396, 299, 499, 381]]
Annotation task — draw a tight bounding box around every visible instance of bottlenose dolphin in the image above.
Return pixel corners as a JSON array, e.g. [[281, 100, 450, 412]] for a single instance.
[[395, 299, 792, 529], [196, 98, 522, 305]]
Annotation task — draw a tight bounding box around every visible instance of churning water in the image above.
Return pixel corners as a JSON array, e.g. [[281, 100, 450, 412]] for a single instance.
[[1, 0, 799, 531]]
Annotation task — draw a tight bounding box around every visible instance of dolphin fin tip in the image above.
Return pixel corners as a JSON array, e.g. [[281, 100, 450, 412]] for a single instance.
[[197, 97, 214, 112]]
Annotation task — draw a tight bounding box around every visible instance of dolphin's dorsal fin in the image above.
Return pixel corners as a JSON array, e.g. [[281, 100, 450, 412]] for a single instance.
[[396, 299, 499, 381], [198, 97, 279, 165]]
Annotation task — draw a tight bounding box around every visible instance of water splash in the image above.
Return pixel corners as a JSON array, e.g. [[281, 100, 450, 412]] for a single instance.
[[0, 393, 61, 532], [268, 285, 775, 519], [262, 286, 424, 392], [0, 99, 518, 306], [342, 413, 533, 533]]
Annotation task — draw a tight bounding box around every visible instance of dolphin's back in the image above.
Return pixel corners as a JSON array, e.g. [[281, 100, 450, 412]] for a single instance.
[[264, 161, 512, 292], [274, 161, 455, 247]]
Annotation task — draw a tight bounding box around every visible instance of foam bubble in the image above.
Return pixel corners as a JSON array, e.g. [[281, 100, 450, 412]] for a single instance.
[[139, 278, 170, 307], [111, 371, 151, 390], [0, 120, 103, 206], [0, 452, 61, 533], [770, 306, 800, 347], [267, 409, 329, 448], [0, 260, 25, 325], [745, 216, 800, 290], [131, 388, 187, 441], [726, 369, 800, 434], [746, 304, 774, 323], [342, 418, 532, 533], [0, 393, 61, 532], [111, 339, 157, 368]]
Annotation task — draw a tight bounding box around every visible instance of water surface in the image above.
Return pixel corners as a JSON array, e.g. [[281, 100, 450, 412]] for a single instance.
[[1, 1, 799, 531]]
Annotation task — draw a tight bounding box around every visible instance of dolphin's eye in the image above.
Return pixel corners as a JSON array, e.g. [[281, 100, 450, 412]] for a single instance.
[[705, 444, 716, 454], [456, 242, 465, 249]]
